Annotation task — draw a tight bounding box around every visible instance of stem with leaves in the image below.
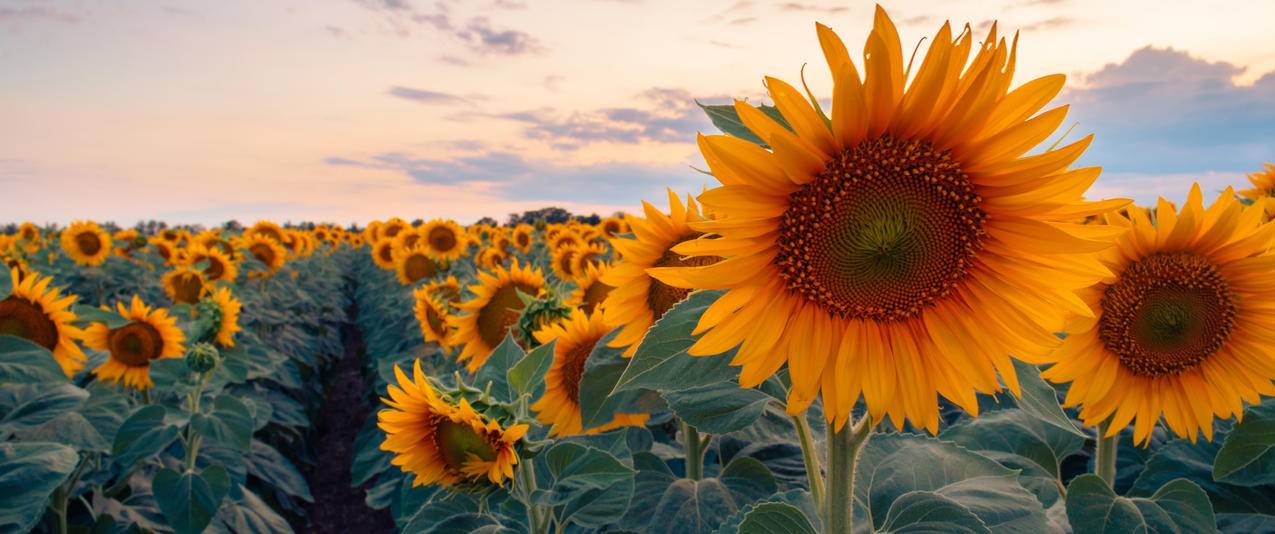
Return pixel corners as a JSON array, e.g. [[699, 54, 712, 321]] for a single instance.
[[682, 421, 705, 481], [790, 411, 824, 506], [50, 453, 91, 534], [183, 369, 213, 471], [1094, 423, 1118, 487], [823, 414, 872, 534]]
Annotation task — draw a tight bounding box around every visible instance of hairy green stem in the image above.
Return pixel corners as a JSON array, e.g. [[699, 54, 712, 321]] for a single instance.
[[824, 414, 872, 534], [790, 412, 824, 507], [682, 421, 704, 481], [1094, 424, 1118, 487]]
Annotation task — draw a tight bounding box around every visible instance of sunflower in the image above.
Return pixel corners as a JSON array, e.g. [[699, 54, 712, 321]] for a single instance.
[[449, 261, 546, 372], [60, 221, 112, 266], [18, 222, 40, 243], [379, 360, 529, 487], [395, 243, 440, 286], [381, 218, 409, 240], [209, 287, 241, 348], [246, 220, 287, 244], [1238, 163, 1275, 218], [372, 238, 398, 270], [157, 228, 186, 244], [512, 225, 534, 253], [421, 219, 466, 262], [0, 268, 86, 376], [567, 262, 615, 316], [112, 229, 144, 258], [185, 244, 238, 283], [1040, 186, 1275, 444], [161, 267, 208, 305], [549, 231, 583, 253], [364, 220, 383, 244], [476, 247, 512, 271], [600, 216, 628, 237], [150, 237, 180, 266], [601, 191, 715, 357], [393, 227, 425, 252], [85, 295, 185, 390], [2, 254, 30, 282], [244, 235, 286, 274], [651, 10, 1126, 432], [570, 242, 609, 280], [426, 276, 463, 304], [414, 286, 455, 349], [550, 245, 582, 282], [531, 308, 650, 436]]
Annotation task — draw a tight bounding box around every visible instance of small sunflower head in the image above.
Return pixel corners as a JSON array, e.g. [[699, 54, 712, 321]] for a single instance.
[[185, 342, 220, 374]]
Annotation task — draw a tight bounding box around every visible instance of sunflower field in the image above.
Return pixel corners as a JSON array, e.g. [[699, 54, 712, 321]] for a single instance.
[[5, 8, 1275, 534]]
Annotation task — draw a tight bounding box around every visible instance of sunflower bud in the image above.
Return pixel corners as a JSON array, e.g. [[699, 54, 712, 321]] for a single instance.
[[514, 294, 572, 349], [185, 342, 220, 374]]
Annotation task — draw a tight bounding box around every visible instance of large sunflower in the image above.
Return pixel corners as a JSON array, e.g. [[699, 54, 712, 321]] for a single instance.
[[1041, 186, 1275, 444], [567, 262, 615, 316], [60, 221, 112, 266], [395, 243, 440, 286], [85, 295, 185, 390], [161, 267, 208, 305], [244, 235, 286, 274], [185, 244, 238, 283], [1238, 163, 1275, 217], [449, 261, 546, 372], [652, 10, 1125, 431], [379, 360, 529, 487], [209, 287, 241, 348], [0, 268, 86, 376], [531, 308, 649, 436], [600, 191, 715, 356], [421, 219, 466, 262]]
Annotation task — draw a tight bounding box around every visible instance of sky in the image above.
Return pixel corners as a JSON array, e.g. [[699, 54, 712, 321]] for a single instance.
[[2, 0, 1273, 226]]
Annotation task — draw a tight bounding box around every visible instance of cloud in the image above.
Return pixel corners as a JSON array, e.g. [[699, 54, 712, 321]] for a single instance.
[[778, 3, 849, 14], [493, 88, 711, 149], [386, 86, 475, 105], [1064, 46, 1275, 175], [457, 17, 544, 56], [346, 0, 543, 56], [0, 6, 80, 24], [1022, 16, 1075, 30], [324, 25, 347, 38]]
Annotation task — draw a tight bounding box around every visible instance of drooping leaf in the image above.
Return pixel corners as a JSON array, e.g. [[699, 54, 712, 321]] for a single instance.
[[0, 442, 79, 534], [0, 382, 89, 436], [507, 340, 554, 398], [665, 381, 773, 435], [1066, 474, 1215, 534], [1214, 400, 1275, 486], [540, 442, 636, 528], [578, 329, 661, 429], [245, 440, 312, 503], [0, 335, 67, 384], [612, 291, 740, 394], [1009, 359, 1086, 438], [153, 465, 232, 534], [111, 405, 180, 468]]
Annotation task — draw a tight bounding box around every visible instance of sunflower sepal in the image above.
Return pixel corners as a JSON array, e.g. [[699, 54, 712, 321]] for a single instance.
[[699, 100, 791, 148]]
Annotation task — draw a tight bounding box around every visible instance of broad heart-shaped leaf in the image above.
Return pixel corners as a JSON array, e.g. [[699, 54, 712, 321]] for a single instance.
[[211, 484, 292, 534], [1217, 513, 1275, 534], [474, 333, 524, 402], [540, 442, 636, 528], [111, 404, 180, 468], [507, 339, 554, 398], [698, 102, 791, 147], [153, 465, 232, 534], [79, 383, 128, 445], [1009, 359, 1086, 438], [713, 489, 822, 534], [879, 491, 991, 533], [1130, 437, 1275, 516], [0, 382, 89, 436], [855, 433, 1049, 534], [1214, 400, 1275, 486], [71, 303, 130, 329], [0, 335, 67, 384], [14, 411, 109, 452], [939, 409, 1084, 507], [191, 395, 254, 452], [665, 380, 773, 435], [578, 329, 662, 429], [612, 290, 741, 394], [244, 440, 312, 503], [737, 502, 818, 534], [1066, 474, 1215, 534], [643, 455, 778, 534], [0, 442, 79, 534]]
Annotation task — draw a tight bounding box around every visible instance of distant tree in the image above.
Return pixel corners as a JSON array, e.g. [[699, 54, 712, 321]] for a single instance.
[[507, 207, 573, 226], [223, 220, 243, 232], [475, 217, 499, 227], [574, 213, 602, 225], [411, 218, 425, 226]]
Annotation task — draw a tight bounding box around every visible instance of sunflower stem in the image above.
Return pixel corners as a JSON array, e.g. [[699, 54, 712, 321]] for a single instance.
[[1094, 423, 1119, 487], [790, 412, 824, 507], [824, 414, 872, 534], [682, 421, 704, 481]]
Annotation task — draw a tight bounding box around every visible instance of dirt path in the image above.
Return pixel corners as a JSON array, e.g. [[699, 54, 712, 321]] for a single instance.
[[294, 302, 396, 533]]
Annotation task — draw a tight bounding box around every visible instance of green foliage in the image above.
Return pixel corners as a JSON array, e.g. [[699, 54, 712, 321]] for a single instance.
[[697, 102, 791, 147], [0, 335, 67, 384], [0, 442, 79, 534], [1066, 474, 1215, 533], [1213, 400, 1275, 486], [153, 465, 232, 534]]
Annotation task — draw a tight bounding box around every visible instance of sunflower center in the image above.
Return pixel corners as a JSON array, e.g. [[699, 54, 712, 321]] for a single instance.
[[0, 296, 59, 350], [516, 233, 530, 248], [75, 231, 102, 256], [403, 254, 437, 283], [424, 304, 445, 334], [429, 227, 458, 252], [109, 321, 165, 367], [1099, 252, 1236, 377], [249, 244, 276, 266], [433, 418, 496, 470], [402, 234, 421, 250], [203, 256, 226, 280], [580, 280, 614, 315], [476, 282, 538, 348], [556, 250, 577, 277], [170, 272, 204, 304], [775, 136, 985, 322], [648, 235, 720, 321], [377, 244, 394, 264], [561, 339, 595, 405]]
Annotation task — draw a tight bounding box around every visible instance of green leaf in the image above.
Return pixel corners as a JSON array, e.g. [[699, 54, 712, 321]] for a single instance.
[[191, 395, 254, 452], [474, 333, 524, 402], [939, 409, 1084, 507], [1130, 437, 1275, 515], [880, 491, 990, 533], [1066, 474, 1215, 534], [14, 412, 108, 452], [1010, 359, 1086, 437], [541, 442, 636, 528], [507, 339, 554, 398], [79, 383, 128, 445], [697, 102, 791, 147], [578, 329, 660, 429], [153, 465, 232, 534], [1214, 400, 1275, 486], [713, 489, 821, 534], [0, 442, 79, 534], [856, 433, 1049, 533], [245, 440, 312, 503], [612, 290, 741, 394], [111, 405, 180, 467], [71, 304, 130, 329], [0, 382, 89, 436], [0, 335, 67, 383], [213, 484, 292, 534], [0, 270, 10, 297], [665, 381, 772, 435], [736, 502, 817, 534], [1217, 513, 1275, 533]]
